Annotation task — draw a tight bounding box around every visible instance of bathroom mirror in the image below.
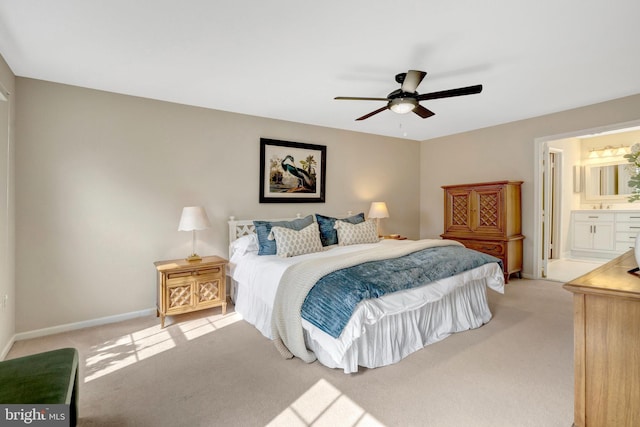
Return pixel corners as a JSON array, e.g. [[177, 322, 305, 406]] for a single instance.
[[584, 161, 633, 200]]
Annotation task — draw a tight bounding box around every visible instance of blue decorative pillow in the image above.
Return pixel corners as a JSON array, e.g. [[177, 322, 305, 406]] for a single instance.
[[253, 215, 314, 255], [315, 213, 365, 246]]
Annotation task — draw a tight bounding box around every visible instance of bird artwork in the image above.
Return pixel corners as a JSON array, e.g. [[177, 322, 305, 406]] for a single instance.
[[273, 154, 317, 193]]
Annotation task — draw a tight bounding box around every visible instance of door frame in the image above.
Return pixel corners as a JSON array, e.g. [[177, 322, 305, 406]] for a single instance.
[[532, 119, 640, 279], [541, 147, 563, 277]]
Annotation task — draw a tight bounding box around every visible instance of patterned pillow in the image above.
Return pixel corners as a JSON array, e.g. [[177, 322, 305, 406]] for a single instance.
[[268, 222, 324, 258], [315, 212, 365, 246], [253, 215, 314, 255], [334, 219, 379, 246]]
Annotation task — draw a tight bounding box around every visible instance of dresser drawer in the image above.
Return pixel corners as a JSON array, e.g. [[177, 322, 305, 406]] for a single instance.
[[458, 240, 505, 257]]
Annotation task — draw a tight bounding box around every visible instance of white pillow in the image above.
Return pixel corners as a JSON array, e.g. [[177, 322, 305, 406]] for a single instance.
[[334, 219, 379, 246], [268, 222, 323, 258], [229, 234, 259, 256]]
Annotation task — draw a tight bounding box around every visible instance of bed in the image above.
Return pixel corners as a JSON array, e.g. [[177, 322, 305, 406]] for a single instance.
[[227, 214, 505, 373]]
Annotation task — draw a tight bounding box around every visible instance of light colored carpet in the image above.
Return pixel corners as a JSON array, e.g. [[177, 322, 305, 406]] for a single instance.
[[6, 278, 574, 427]]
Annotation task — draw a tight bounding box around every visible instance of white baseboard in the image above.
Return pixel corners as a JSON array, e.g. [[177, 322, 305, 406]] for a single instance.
[[14, 308, 156, 342], [1, 334, 16, 360]]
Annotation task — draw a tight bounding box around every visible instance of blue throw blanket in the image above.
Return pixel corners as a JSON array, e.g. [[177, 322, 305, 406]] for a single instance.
[[301, 245, 501, 338]]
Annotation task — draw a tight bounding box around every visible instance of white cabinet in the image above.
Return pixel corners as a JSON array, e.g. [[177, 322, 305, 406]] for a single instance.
[[614, 212, 640, 252], [571, 212, 614, 252], [572, 222, 614, 250], [571, 210, 640, 259]]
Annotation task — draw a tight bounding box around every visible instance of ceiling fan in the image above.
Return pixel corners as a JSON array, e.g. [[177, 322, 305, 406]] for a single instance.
[[334, 70, 483, 121]]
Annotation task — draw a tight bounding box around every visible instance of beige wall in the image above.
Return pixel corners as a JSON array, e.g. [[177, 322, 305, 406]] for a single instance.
[[420, 93, 640, 276], [0, 54, 15, 357], [14, 78, 420, 333], [9, 74, 640, 336]]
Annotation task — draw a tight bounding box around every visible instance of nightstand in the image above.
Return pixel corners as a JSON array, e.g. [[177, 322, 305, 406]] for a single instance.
[[154, 256, 228, 328], [383, 234, 407, 240]]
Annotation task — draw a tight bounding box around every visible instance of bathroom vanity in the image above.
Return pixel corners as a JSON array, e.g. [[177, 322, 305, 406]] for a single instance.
[[571, 210, 640, 259]]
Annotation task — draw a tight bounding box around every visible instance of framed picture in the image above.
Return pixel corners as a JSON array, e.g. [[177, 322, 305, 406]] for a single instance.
[[260, 138, 326, 203]]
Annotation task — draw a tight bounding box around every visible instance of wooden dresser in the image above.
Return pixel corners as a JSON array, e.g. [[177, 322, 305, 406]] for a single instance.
[[440, 180, 523, 282], [563, 250, 640, 427]]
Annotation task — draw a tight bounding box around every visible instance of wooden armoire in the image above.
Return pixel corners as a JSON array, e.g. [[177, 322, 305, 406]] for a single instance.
[[440, 180, 524, 283]]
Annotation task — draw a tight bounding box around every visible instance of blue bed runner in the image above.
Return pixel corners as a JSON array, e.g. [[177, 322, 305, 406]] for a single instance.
[[300, 245, 501, 338]]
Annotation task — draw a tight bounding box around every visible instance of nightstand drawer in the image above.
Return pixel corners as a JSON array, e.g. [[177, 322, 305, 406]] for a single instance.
[[167, 271, 193, 279], [166, 266, 222, 279], [195, 267, 223, 276]]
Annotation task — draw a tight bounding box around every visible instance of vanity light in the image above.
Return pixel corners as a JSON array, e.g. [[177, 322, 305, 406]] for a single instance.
[[589, 145, 629, 158]]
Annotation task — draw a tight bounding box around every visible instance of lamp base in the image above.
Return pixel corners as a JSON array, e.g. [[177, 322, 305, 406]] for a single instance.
[[186, 253, 202, 262]]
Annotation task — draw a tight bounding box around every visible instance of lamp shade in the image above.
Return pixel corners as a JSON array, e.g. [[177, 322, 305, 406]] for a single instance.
[[178, 206, 211, 231], [368, 202, 390, 219]]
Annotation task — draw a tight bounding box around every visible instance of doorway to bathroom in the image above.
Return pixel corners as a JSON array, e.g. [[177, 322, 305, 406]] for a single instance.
[[533, 119, 640, 282]]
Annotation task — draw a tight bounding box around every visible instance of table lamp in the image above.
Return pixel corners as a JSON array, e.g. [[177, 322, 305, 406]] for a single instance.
[[368, 201, 389, 236], [178, 206, 211, 262]]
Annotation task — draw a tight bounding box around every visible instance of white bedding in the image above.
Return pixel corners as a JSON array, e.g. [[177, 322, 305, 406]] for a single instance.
[[230, 238, 504, 373]]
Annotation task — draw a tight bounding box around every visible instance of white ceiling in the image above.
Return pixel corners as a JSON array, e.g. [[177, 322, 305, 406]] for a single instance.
[[1, 1, 639, 141]]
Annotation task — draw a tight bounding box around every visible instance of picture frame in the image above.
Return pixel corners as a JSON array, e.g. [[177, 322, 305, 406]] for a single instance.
[[259, 138, 326, 203]]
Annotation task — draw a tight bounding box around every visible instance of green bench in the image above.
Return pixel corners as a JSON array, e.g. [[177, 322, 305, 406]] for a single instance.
[[0, 347, 78, 426]]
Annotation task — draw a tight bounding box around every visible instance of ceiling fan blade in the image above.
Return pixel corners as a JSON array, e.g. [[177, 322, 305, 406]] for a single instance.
[[356, 106, 389, 121], [401, 70, 427, 93], [417, 84, 483, 101], [413, 104, 435, 119], [335, 96, 389, 101]]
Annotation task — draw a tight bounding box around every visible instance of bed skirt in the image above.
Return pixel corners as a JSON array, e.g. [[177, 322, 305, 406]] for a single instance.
[[234, 263, 503, 373], [305, 277, 492, 373]]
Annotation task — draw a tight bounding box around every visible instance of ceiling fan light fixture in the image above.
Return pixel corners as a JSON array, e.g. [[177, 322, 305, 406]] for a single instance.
[[389, 97, 417, 114], [335, 69, 482, 121]]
